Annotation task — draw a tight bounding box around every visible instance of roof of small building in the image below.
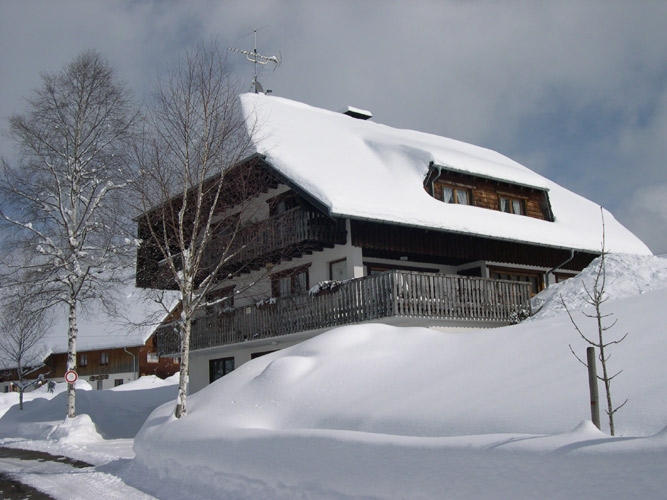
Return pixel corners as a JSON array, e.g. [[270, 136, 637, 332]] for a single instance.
[[240, 93, 650, 255], [0, 276, 176, 370]]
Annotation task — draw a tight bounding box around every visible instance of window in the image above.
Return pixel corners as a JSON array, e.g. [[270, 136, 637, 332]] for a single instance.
[[100, 352, 109, 366], [114, 379, 124, 387], [271, 265, 310, 297], [209, 357, 235, 383], [329, 259, 347, 281], [146, 352, 159, 364], [499, 196, 525, 215], [251, 350, 276, 359], [442, 185, 471, 205], [79, 353, 88, 367]]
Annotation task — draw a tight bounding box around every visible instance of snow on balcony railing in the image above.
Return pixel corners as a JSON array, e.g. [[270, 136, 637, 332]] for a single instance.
[[157, 271, 532, 356]]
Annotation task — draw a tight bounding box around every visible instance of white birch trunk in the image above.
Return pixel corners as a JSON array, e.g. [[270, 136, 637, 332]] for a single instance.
[[174, 317, 191, 418], [66, 297, 78, 418]]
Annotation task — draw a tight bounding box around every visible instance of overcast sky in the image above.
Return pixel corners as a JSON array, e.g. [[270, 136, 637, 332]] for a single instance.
[[1, 0, 666, 253]]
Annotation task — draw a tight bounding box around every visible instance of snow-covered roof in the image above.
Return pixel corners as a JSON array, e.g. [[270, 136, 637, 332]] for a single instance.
[[41, 280, 175, 360], [240, 93, 650, 255], [0, 274, 178, 369]]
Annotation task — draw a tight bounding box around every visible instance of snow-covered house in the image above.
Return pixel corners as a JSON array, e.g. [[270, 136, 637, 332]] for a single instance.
[[137, 93, 650, 393]]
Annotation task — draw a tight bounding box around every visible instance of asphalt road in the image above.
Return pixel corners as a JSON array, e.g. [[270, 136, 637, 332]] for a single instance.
[[0, 447, 92, 500]]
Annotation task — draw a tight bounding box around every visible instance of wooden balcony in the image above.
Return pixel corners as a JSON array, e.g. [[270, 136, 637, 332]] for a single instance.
[[204, 206, 346, 274], [157, 270, 532, 355], [139, 207, 347, 289]]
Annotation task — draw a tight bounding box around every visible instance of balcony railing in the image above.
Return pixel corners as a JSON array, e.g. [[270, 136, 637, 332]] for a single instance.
[[203, 207, 347, 272], [157, 270, 532, 355], [139, 207, 347, 288]]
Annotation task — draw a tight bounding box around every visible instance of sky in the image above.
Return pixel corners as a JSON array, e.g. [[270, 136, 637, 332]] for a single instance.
[[1, 0, 666, 253]]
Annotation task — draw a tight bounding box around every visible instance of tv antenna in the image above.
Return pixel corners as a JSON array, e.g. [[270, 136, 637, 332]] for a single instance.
[[228, 29, 281, 94]]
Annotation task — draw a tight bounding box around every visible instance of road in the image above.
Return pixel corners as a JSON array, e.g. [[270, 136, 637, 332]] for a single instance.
[[0, 446, 157, 500], [0, 447, 91, 500]]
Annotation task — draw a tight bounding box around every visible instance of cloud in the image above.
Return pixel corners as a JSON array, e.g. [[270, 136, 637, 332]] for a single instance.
[[621, 183, 667, 255], [1, 0, 666, 252]]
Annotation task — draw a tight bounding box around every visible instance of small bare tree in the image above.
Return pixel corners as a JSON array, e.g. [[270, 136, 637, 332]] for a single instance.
[[133, 42, 268, 418], [0, 283, 52, 410], [564, 213, 628, 435], [0, 51, 138, 418]]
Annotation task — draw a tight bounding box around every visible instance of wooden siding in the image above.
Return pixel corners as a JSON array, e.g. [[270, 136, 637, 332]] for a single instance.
[[430, 170, 553, 221], [45, 345, 179, 380], [352, 219, 597, 270], [46, 347, 141, 378], [139, 338, 180, 378], [157, 271, 532, 355]]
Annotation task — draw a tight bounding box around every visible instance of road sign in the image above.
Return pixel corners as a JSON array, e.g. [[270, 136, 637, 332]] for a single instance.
[[64, 370, 78, 384]]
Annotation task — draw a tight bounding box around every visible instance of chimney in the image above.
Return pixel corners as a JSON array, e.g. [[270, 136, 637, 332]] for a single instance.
[[342, 106, 373, 120]]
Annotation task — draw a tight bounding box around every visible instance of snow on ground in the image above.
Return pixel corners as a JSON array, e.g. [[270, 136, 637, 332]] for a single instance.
[[1, 255, 667, 499], [531, 252, 667, 319]]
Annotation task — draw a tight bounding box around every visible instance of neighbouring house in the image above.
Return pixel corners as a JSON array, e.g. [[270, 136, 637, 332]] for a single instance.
[[137, 93, 651, 393], [39, 333, 179, 391], [1, 280, 179, 393]]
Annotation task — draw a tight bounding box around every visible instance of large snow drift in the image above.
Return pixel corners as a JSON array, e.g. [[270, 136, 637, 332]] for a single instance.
[[133, 254, 667, 499], [0, 376, 178, 440], [240, 93, 650, 255]]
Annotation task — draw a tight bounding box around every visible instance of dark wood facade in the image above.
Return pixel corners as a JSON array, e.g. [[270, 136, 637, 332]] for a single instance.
[[425, 166, 554, 221], [44, 344, 179, 381], [352, 219, 597, 270], [204, 207, 347, 274]]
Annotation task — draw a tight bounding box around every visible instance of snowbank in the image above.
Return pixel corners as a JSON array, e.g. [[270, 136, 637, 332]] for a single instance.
[[0, 376, 178, 440], [532, 253, 667, 319], [133, 254, 667, 499]]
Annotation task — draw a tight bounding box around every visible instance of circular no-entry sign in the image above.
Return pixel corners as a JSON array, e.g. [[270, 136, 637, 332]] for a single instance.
[[64, 370, 78, 384]]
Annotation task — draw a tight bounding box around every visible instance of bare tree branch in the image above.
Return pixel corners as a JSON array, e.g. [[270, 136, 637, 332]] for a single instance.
[[564, 209, 628, 435]]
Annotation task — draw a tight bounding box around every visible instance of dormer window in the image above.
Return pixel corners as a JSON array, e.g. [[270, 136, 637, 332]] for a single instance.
[[442, 185, 471, 205], [424, 164, 554, 221]]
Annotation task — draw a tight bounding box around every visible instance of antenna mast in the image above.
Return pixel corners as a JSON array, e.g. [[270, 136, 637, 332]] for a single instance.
[[228, 29, 281, 93]]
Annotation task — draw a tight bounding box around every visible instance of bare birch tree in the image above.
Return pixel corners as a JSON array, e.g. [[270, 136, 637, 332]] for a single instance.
[[564, 213, 628, 435], [133, 42, 266, 418], [0, 51, 138, 418], [0, 282, 52, 410]]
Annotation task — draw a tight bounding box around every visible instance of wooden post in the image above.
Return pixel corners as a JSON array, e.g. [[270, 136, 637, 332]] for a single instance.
[[587, 346, 601, 430]]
